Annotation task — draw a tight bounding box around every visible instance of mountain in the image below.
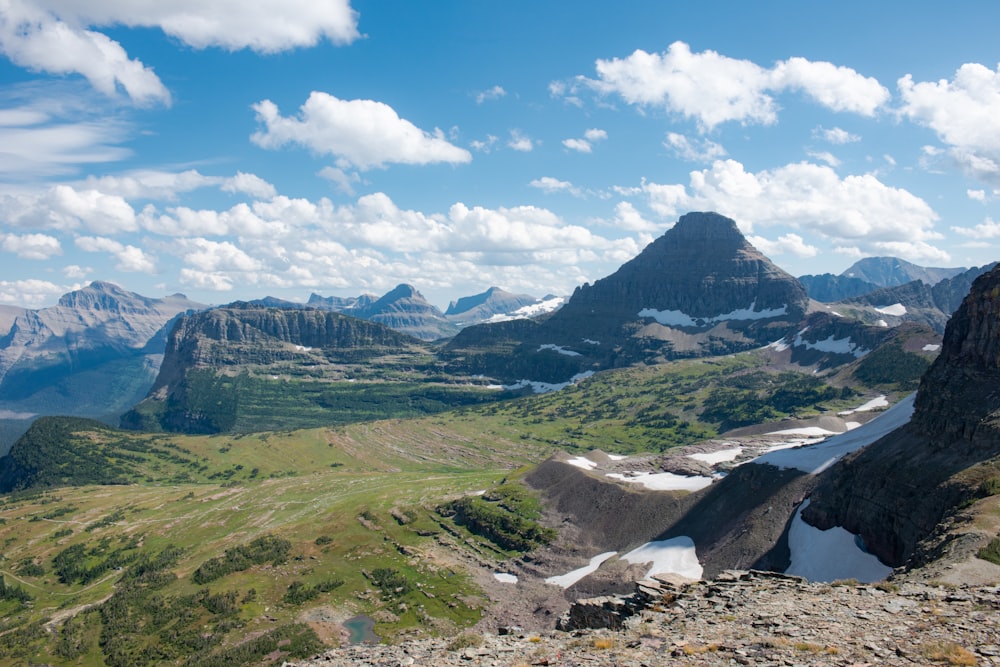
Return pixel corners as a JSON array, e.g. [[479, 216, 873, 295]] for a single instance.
[[120, 302, 497, 434], [803, 263, 1000, 572], [444, 211, 810, 384], [306, 292, 378, 312], [0, 281, 203, 452], [444, 286, 544, 324], [797, 272, 878, 302], [829, 262, 997, 333], [841, 256, 966, 288], [308, 285, 456, 341]]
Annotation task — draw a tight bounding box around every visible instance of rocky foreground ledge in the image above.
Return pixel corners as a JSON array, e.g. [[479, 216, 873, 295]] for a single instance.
[[286, 570, 999, 666]]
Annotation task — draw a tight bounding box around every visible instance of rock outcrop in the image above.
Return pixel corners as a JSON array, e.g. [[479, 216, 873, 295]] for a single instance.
[[804, 264, 1000, 566]]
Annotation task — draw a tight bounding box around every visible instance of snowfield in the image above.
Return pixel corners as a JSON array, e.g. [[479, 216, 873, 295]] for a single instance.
[[786, 500, 892, 582], [544, 551, 618, 588], [754, 393, 915, 474], [639, 301, 788, 328], [621, 537, 703, 580], [605, 471, 714, 491]]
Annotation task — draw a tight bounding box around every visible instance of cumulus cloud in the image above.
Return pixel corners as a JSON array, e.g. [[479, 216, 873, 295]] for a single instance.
[[476, 85, 506, 104], [747, 232, 819, 258], [664, 132, 727, 162], [0, 1, 359, 104], [1, 232, 62, 259], [563, 41, 888, 131], [967, 189, 987, 202], [951, 217, 1000, 239], [75, 235, 155, 272], [0, 278, 68, 307], [251, 93, 472, 170], [642, 158, 946, 263], [562, 128, 608, 153], [318, 166, 362, 195], [529, 177, 582, 197], [815, 126, 860, 144], [610, 201, 658, 232], [80, 169, 217, 200], [807, 151, 841, 167], [470, 134, 500, 153], [507, 130, 534, 152], [899, 62, 1000, 184], [222, 172, 276, 199]]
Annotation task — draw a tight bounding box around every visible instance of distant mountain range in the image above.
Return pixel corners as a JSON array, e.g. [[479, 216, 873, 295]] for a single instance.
[[1, 213, 994, 449]]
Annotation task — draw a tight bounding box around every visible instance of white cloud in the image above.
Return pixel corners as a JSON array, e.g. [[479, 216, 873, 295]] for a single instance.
[[318, 166, 362, 195], [967, 189, 987, 202], [562, 127, 607, 153], [251, 93, 472, 170], [771, 58, 888, 115], [470, 134, 500, 153], [562, 138, 592, 153], [951, 217, 1000, 239], [529, 177, 582, 197], [222, 172, 276, 199], [62, 264, 90, 279], [899, 63, 1000, 184], [0, 1, 359, 105], [508, 130, 534, 152], [0, 1, 171, 105], [641, 158, 944, 263], [169, 238, 262, 272], [476, 85, 506, 104], [1, 232, 62, 259], [74, 235, 155, 272], [569, 41, 888, 131], [664, 132, 727, 162], [50, 186, 137, 233], [0, 278, 68, 307], [815, 126, 860, 144], [81, 169, 217, 200], [748, 232, 819, 258], [807, 150, 841, 167], [0, 91, 131, 176], [611, 201, 657, 232]]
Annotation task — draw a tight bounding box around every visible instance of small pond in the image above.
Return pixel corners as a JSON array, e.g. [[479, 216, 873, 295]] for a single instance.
[[343, 614, 378, 644]]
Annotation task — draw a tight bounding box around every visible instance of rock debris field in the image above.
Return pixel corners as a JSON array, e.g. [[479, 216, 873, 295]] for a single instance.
[[286, 570, 1000, 666]]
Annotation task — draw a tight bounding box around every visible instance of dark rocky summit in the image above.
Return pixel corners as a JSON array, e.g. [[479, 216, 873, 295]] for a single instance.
[[444, 212, 811, 383]]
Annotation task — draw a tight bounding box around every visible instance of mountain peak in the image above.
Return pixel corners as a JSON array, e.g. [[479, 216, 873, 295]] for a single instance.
[[669, 211, 746, 243]]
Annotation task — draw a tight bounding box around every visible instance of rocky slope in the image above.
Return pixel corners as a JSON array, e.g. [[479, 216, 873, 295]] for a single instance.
[[804, 264, 1000, 567], [288, 571, 999, 666], [309, 284, 457, 341]]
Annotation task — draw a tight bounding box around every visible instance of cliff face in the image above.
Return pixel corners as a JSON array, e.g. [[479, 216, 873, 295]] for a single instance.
[[804, 264, 1000, 566]]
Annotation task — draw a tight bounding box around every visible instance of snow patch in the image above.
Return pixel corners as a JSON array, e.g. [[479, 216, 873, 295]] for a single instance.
[[294, 345, 313, 351], [621, 537, 702, 580], [487, 296, 566, 323], [876, 319, 889, 327], [639, 300, 788, 328], [607, 454, 627, 461], [606, 471, 714, 491], [582, 338, 600, 345], [786, 499, 891, 583], [493, 572, 518, 584], [922, 344, 940, 352], [687, 447, 742, 464], [754, 393, 915, 474], [768, 326, 868, 358], [538, 344, 581, 357], [503, 371, 594, 394], [544, 551, 618, 588], [875, 303, 907, 317], [765, 426, 841, 437], [566, 456, 598, 471], [838, 395, 888, 415]]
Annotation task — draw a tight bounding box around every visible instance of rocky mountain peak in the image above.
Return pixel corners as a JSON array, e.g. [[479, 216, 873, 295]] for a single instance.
[[668, 210, 747, 245], [56, 280, 153, 311]]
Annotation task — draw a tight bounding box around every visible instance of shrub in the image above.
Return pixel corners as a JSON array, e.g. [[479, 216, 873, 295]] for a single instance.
[[920, 640, 977, 665], [976, 536, 1000, 565]]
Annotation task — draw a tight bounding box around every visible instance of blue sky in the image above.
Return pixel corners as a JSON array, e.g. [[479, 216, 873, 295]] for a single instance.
[[1, 0, 999, 309]]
